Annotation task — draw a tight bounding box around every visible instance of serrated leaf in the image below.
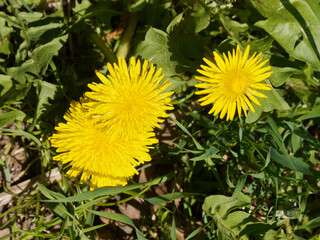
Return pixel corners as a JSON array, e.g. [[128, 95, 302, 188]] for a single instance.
[[8, 35, 68, 83], [34, 81, 58, 121], [33, 35, 68, 75], [0, 110, 26, 127], [26, 23, 61, 42]]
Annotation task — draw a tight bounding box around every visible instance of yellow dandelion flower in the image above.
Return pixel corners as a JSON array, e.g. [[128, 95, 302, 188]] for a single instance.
[[85, 56, 174, 137], [195, 45, 272, 120], [49, 100, 157, 189]]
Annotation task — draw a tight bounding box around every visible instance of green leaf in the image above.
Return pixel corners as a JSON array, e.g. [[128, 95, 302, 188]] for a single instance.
[[190, 146, 220, 161], [8, 35, 68, 83], [26, 23, 61, 42], [269, 67, 301, 87], [169, 115, 203, 150], [298, 105, 320, 120], [33, 35, 68, 75], [88, 210, 147, 240], [0, 74, 14, 96], [0, 128, 41, 146], [203, 195, 283, 239], [0, 12, 20, 28], [203, 195, 250, 219], [145, 192, 199, 205], [297, 216, 320, 229], [38, 183, 65, 200], [34, 81, 58, 121], [253, 0, 320, 69], [166, 12, 184, 34], [40, 173, 174, 203], [0, 110, 26, 127], [136, 27, 189, 76], [184, 0, 211, 33], [17, 11, 43, 23], [0, 40, 13, 55], [246, 84, 290, 123], [270, 147, 320, 177], [219, 12, 248, 40], [176, 34, 208, 59]]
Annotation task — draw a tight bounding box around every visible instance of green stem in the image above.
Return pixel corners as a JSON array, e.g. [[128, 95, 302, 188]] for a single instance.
[[116, 15, 138, 59], [88, 31, 117, 64]]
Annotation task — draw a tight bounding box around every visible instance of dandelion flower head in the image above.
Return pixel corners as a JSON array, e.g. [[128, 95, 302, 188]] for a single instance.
[[49, 100, 157, 189], [195, 45, 272, 120], [85, 57, 174, 137]]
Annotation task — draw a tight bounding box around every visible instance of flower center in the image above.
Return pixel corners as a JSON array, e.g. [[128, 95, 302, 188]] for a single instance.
[[224, 70, 249, 96]]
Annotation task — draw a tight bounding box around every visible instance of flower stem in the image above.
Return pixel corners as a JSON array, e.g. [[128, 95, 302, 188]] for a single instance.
[[88, 31, 117, 64], [116, 15, 138, 59]]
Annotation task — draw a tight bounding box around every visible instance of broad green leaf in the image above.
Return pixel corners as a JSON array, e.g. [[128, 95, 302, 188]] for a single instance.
[[88, 210, 146, 240], [269, 67, 301, 87], [0, 41, 12, 55], [253, 0, 320, 69], [203, 195, 249, 219], [263, 229, 277, 240], [246, 85, 290, 123], [219, 13, 248, 40], [136, 27, 189, 76], [270, 148, 320, 177], [17, 11, 43, 23], [184, 0, 210, 33], [0, 110, 26, 127], [0, 74, 14, 96]]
